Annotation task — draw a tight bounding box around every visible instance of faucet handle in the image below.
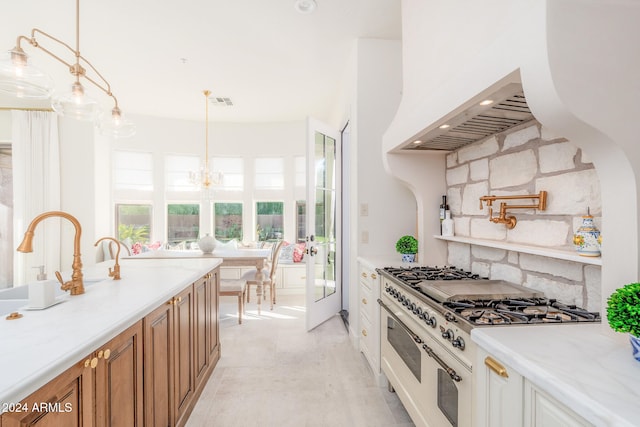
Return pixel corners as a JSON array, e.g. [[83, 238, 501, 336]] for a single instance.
[[54, 271, 74, 292]]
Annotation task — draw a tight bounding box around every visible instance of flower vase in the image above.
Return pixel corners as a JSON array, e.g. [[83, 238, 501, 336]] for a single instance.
[[630, 335, 640, 362], [573, 215, 601, 257], [401, 254, 416, 263], [198, 234, 216, 254]]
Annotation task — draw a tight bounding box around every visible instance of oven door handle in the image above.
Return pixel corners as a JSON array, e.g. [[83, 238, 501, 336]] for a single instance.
[[422, 343, 462, 382], [378, 299, 423, 344], [378, 298, 463, 383]]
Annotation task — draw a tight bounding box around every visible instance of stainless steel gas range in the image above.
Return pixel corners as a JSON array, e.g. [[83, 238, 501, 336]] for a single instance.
[[377, 265, 600, 427]]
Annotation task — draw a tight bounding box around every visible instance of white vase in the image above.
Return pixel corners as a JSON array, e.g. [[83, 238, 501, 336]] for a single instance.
[[198, 234, 216, 254], [573, 215, 601, 257]]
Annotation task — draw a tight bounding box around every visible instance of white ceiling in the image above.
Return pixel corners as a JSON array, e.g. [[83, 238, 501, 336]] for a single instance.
[[2, 0, 401, 123]]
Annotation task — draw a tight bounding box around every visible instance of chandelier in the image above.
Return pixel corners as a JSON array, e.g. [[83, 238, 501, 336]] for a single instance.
[[189, 90, 223, 197], [0, 0, 135, 138]]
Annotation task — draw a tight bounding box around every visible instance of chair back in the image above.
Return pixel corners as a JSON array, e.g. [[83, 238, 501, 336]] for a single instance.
[[268, 240, 285, 281]]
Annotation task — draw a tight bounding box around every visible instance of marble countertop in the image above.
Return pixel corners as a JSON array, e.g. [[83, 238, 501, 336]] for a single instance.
[[472, 324, 640, 427], [357, 255, 430, 270], [0, 257, 221, 410]]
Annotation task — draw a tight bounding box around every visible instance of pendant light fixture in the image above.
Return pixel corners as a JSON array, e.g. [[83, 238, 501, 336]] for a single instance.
[[190, 90, 223, 198], [0, 0, 135, 138]]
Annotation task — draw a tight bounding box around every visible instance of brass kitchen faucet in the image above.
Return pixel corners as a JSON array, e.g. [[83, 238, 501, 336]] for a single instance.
[[17, 211, 85, 295]]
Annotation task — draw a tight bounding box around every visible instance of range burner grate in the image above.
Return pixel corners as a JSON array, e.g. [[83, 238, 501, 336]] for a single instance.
[[444, 298, 600, 325], [382, 266, 482, 286]]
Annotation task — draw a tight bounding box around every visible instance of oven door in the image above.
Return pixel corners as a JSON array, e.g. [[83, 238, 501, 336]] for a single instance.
[[379, 298, 472, 427]]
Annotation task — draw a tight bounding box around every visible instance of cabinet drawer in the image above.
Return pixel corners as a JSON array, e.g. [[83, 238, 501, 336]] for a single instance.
[[360, 284, 373, 320]]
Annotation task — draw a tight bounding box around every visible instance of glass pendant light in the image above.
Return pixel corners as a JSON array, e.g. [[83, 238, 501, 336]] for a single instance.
[[0, 47, 54, 99], [99, 107, 136, 138], [52, 81, 99, 121]]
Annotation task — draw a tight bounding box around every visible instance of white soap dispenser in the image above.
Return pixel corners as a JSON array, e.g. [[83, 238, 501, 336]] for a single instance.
[[442, 210, 455, 237], [28, 266, 56, 309]]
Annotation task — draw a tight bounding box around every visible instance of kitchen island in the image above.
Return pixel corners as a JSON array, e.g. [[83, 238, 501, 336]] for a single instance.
[[472, 324, 640, 427], [0, 257, 221, 425]]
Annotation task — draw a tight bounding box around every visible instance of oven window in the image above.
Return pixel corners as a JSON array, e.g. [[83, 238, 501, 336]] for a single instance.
[[437, 369, 458, 426], [387, 317, 421, 382]]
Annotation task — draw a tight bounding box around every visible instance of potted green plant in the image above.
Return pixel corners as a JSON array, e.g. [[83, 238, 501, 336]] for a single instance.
[[606, 282, 640, 362], [396, 235, 418, 263]]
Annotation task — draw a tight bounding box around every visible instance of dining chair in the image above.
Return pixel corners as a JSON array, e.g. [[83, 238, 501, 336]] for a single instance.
[[219, 279, 247, 324], [244, 240, 284, 310]]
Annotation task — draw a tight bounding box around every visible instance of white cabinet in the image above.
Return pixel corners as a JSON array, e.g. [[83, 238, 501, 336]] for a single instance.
[[475, 348, 592, 427], [524, 381, 592, 427], [358, 261, 383, 385], [475, 348, 523, 427]]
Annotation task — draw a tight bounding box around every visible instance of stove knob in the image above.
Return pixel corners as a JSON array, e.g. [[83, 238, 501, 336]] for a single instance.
[[452, 336, 465, 351], [418, 312, 427, 320], [409, 302, 417, 312], [442, 328, 454, 340], [385, 287, 391, 293], [415, 307, 423, 317], [444, 312, 457, 323], [402, 299, 410, 307], [398, 295, 405, 303], [425, 315, 437, 328]]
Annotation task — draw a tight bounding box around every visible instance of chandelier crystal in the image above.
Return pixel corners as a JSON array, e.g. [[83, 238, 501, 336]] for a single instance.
[[190, 90, 223, 197], [0, 0, 135, 138]]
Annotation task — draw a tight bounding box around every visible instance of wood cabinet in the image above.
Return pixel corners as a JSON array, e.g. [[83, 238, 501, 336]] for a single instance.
[[2, 267, 220, 427], [95, 321, 144, 427], [143, 269, 219, 427], [1, 357, 94, 427], [2, 321, 143, 427]]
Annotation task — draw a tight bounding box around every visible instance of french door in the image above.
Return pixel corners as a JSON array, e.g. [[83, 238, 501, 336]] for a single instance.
[[305, 117, 341, 331]]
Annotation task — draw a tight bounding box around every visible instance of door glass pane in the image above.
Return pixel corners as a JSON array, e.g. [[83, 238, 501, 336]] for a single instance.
[[296, 201, 306, 242], [167, 204, 200, 248], [214, 202, 243, 242], [314, 131, 336, 302]]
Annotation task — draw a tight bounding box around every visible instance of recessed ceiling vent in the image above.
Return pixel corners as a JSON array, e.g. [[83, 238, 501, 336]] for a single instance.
[[408, 85, 535, 152], [209, 96, 234, 107]]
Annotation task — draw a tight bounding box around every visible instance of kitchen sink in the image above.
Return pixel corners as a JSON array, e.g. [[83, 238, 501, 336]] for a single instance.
[[0, 299, 28, 317]]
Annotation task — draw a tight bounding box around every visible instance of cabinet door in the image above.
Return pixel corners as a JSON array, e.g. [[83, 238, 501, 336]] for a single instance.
[[475, 348, 523, 427], [524, 381, 591, 427], [173, 285, 195, 426], [2, 358, 93, 427], [193, 275, 209, 385], [95, 321, 144, 427], [144, 300, 174, 427], [208, 270, 220, 364]]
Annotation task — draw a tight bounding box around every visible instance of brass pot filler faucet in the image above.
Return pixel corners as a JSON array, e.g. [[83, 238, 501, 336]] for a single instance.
[[479, 191, 547, 229]]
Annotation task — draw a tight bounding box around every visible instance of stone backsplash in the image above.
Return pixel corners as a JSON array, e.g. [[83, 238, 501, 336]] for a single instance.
[[445, 122, 602, 311]]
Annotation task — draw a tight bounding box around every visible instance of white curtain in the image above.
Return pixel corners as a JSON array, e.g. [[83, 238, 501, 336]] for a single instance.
[[12, 111, 61, 285]]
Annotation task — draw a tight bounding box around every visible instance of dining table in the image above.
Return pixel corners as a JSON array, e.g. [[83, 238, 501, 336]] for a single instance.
[[124, 247, 272, 313]]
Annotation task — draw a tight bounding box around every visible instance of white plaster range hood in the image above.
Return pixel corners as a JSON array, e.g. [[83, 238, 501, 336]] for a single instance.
[[405, 82, 535, 152]]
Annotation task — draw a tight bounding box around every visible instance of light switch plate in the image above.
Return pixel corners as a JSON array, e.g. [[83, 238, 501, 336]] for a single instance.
[[361, 230, 369, 244], [360, 203, 369, 216]]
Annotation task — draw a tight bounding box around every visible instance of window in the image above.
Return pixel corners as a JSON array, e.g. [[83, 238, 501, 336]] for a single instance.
[[214, 202, 243, 242], [294, 156, 306, 187], [116, 204, 152, 245], [167, 204, 200, 246], [113, 150, 153, 191], [255, 157, 284, 189], [166, 154, 199, 192], [256, 201, 284, 241], [213, 157, 243, 191]]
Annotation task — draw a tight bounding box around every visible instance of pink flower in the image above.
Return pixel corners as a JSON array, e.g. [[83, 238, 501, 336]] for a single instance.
[[132, 242, 143, 255]]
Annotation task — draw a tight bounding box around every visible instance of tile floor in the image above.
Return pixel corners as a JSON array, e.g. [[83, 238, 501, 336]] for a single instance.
[[186, 293, 415, 427]]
